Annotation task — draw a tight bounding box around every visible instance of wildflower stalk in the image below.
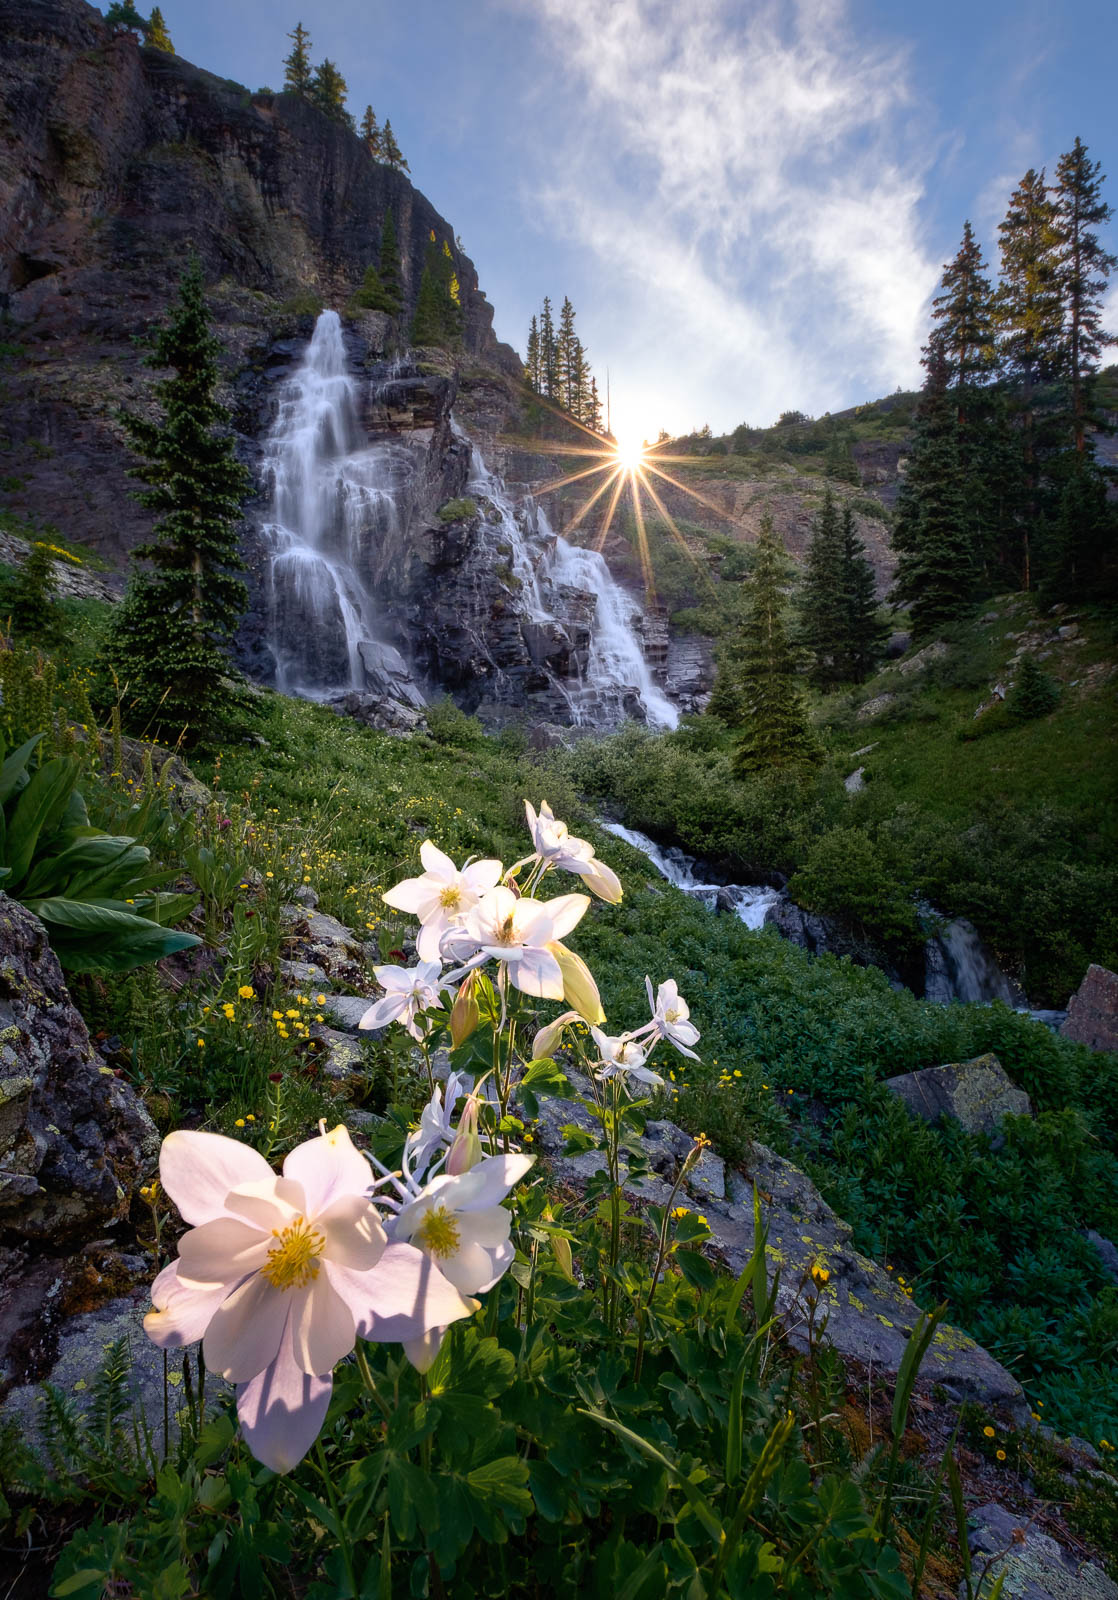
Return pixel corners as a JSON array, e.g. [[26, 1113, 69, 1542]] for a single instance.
[[315, 1438, 359, 1600], [634, 1138, 701, 1384]]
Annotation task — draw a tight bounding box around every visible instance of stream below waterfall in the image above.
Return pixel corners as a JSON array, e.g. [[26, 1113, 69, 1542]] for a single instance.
[[600, 820, 1065, 1025]]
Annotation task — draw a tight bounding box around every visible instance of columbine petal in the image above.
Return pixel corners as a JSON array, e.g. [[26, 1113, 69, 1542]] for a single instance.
[[381, 878, 437, 916], [315, 1193, 387, 1270], [550, 943, 605, 1024], [282, 1124, 372, 1217], [402, 1327, 445, 1374], [460, 858, 503, 895], [577, 857, 623, 904], [143, 1261, 230, 1349], [203, 1272, 290, 1383], [419, 840, 457, 878], [159, 1129, 273, 1226], [543, 893, 591, 941], [508, 943, 564, 999], [532, 1009, 580, 1059], [325, 1245, 474, 1343], [177, 1218, 273, 1285], [290, 1268, 356, 1376], [359, 993, 403, 1031], [445, 1153, 535, 1211], [236, 1314, 332, 1475], [223, 1177, 306, 1234], [439, 1238, 500, 1294]]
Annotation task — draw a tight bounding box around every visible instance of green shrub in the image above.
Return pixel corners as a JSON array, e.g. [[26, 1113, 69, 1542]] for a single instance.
[[1009, 653, 1061, 721], [437, 497, 478, 522]]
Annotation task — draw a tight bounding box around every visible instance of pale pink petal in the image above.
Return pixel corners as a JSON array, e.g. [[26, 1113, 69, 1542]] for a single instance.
[[203, 1272, 290, 1383], [508, 944, 564, 999], [448, 1154, 535, 1210], [143, 1261, 231, 1349], [439, 1239, 502, 1295], [159, 1129, 273, 1226], [236, 1314, 331, 1475], [222, 1177, 305, 1233], [382, 878, 438, 916], [290, 1268, 356, 1375], [316, 1193, 387, 1269], [403, 1326, 445, 1373], [325, 1244, 474, 1343], [578, 859, 623, 904], [283, 1125, 373, 1216], [542, 893, 591, 940], [177, 1218, 273, 1283], [458, 1206, 512, 1248], [419, 840, 457, 879], [460, 858, 503, 895], [359, 993, 404, 1031]]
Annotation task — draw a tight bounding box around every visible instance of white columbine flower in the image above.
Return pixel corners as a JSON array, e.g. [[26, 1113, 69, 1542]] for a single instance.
[[525, 801, 622, 904], [392, 1152, 534, 1371], [382, 841, 503, 962], [457, 885, 589, 999], [590, 1026, 665, 1090], [143, 1126, 472, 1473], [404, 1070, 470, 1179], [359, 960, 447, 1042], [641, 977, 701, 1060]]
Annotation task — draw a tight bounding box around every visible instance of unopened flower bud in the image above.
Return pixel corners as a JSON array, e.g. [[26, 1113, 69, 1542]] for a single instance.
[[449, 971, 481, 1049], [549, 942, 605, 1026], [446, 1095, 483, 1174]]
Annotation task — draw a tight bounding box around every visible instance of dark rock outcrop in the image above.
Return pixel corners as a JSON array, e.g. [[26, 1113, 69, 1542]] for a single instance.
[[1061, 964, 1118, 1053], [0, 894, 159, 1246], [884, 1054, 1032, 1142]]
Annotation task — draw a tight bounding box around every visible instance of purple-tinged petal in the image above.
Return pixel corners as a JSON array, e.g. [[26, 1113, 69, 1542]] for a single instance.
[[203, 1272, 289, 1383], [159, 1129, 273, 1226], [283, 1124, 373, 1216], [236, 1315, 332, 1475], [402, 1326, 445, 1374], [177, 1218, 273, 1284], [316, 1193, 387, 1270], [325, 1244, 474, 1343], [224, 1177, 306, 1232], [143, 1261, 231, 1349], [290, 1268, 356, 1375], [507, 945, 564, 999]]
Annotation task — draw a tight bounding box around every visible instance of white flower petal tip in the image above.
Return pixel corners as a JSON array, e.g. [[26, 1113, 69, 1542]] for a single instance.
[[158, 1128, 273, 1226]]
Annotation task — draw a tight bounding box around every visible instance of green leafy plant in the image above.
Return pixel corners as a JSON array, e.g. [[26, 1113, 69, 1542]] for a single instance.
[[0, 733, 201, 971]]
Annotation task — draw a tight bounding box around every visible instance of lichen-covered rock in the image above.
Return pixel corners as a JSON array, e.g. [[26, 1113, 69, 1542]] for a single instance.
[[1061, 965, 1118, 1053], [964, 1502, 1118, 1600], [884, 1054, 1032, 1140], [0, 894, 158, 1245]]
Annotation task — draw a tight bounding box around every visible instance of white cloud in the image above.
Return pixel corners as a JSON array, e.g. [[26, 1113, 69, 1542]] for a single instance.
[[513, 0, 942, 434]]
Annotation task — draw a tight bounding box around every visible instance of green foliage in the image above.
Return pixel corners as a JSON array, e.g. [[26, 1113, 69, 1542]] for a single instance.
[[282, 21, 312, 95], [7, 542, 63, 643], [144, 5, 173, 50], [410, 234, 462, 348], [308, 58, 354, 130], [347, 263, 396, 315], [0, 732, 200, 971], [789, 827, 922, 956], [1008, 654, 1060, 721], [436, 497, 477, 523], [103, 257, 253, 747]]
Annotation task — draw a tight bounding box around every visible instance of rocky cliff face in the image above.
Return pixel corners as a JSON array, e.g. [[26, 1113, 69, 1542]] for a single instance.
[[0, 0, 519, 563]]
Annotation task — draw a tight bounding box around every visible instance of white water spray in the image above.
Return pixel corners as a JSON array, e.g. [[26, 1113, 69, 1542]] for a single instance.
[[600, 821, 781, 929]]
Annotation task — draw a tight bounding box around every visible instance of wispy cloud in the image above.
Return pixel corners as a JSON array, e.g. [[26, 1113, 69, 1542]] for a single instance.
[[513, 0, 943, 434]]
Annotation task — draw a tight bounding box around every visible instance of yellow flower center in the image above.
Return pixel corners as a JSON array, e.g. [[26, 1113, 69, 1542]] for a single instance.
[[416, 1204, 461, 1260], [261, 1216, 326, 1290], [439, 885, 461, 910], [664, 1007, 680, 1023]]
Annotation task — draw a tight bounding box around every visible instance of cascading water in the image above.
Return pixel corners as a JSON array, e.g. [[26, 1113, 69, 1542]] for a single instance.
[[260, 311, 419, 699], [600, 822, 782, 929], [465, 445, 679, 730]]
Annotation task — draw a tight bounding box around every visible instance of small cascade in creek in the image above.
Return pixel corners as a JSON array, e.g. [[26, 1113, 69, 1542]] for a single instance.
[[599, 821, 782, 929], [259, 310, 423, 702], [922, 916, 1027, 1007], [465, 445, 679, 730]]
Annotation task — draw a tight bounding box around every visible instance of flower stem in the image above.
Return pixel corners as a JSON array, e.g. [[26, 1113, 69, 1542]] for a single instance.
[[315, 1438, 358, 1600]]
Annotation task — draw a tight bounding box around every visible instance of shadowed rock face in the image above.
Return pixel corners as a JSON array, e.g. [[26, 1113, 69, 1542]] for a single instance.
[[0, 0, 519, 563]]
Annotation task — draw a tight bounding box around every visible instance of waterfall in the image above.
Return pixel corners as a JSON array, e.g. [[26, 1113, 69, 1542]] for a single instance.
[[923, 917, 1026, 1007], [260, 310, 415, 698], [599, 821, 782, 929], [465, 445, 679, 730]]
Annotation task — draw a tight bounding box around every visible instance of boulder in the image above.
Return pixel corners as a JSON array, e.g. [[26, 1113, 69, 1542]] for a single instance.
[[320, 994, 379, 1033], [896, 638, 949, 676], [884, 1054, 1032, 1140], [1061, 965, 1118, 1053], [963, 1502, 1118, 1600], [856, 693, 896, 721], [0, 895, 158, 1246]]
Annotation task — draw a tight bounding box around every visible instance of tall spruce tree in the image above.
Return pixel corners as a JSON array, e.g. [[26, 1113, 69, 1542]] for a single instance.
[[104, 258, 252, 744], [539, 297, 557, 400], [410, 234, 461, 348], [732, 514, 820, 775], [994, 166, 1064, 586], [838, 503, 886, 682], [799, 488, 847, 688], [1053, 138, 1116, 455], [587, 375, 604, 432], [310, 59, 353, 129], [376, 209, 403, 315], [283, 23, 312, 96], [525, 316, 541, 392], [891, 340, 975, 638], [932, 221, 997, 409], [382, 120, 409, 173], [556, 297, 577, 411], [145, 6, 173, 50], [824, 431, 860, 484], [360, 105, 383, 158]]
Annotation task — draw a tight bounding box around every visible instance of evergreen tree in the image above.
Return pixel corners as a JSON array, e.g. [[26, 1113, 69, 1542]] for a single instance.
[[382, 120, 409, 174], [994, 166, 1064, 585], [931, 221, 997, 409], [556, 297, 577, 411], [1046, 456, 1116, 601], [376, 209, 403, 315], [731, 514, 820, 775], [539, 297, 557, 400], [282, 22, 312, 96], [9, 542, 62, 643], [104, 258, 252, 745], [799, 488, 846, 688], [586, 376, 603, 432], [824, 431, 860, 484], [1053, 138, 1116, 454], [891, 341, 975, 638], [105, 1, 146, 35], [410, 234, 461, 348], [838, 503, 886, 682], [310, 59, 353, 129], [1008, 653, 1060, 722], [525, 316, 541, 393], [144, 5, 173, 50], [360, 105, 383, 158]]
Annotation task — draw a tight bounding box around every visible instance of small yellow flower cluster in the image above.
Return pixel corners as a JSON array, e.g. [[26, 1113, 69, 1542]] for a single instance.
[[671, 1206, 690, 1220], [715, 1063, 744, 1087], [810, 1263, 831, 1287], [234, 1114, 258, 1129]]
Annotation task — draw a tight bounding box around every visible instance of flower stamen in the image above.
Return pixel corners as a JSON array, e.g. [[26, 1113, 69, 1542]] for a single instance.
[[416, 1204, 461, 1259], [261, 1216, 326, 1290]]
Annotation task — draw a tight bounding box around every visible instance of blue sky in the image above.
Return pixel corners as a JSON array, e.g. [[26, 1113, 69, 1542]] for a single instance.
[[157, 0, 1117, 441]]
